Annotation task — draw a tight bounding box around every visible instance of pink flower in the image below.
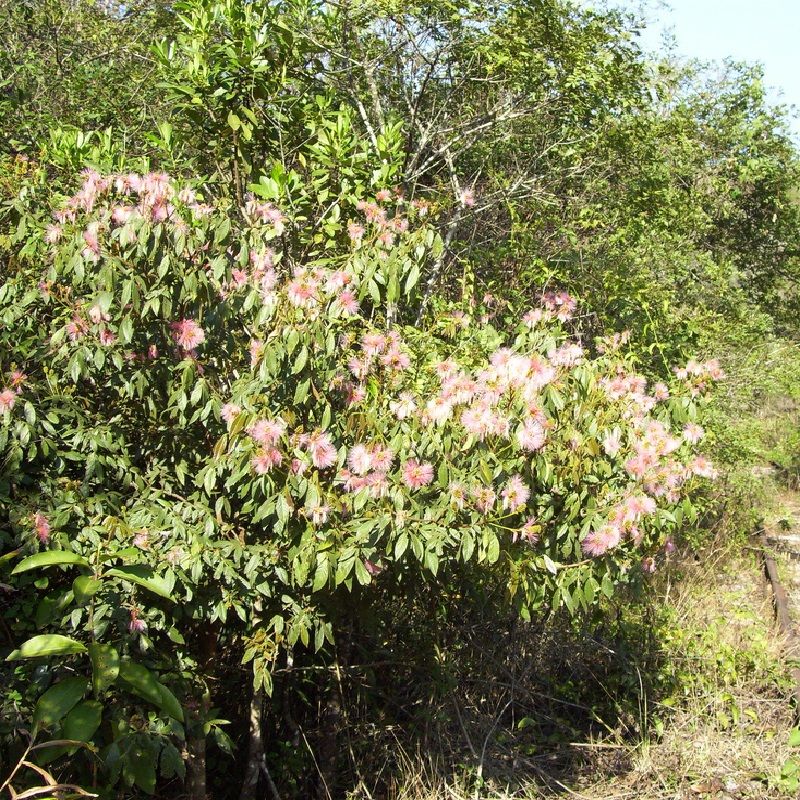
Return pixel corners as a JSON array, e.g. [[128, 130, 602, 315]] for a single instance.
[[99, 328, 116, 346], [33, 512, 50, 543], [0, 389, 16, 413], [361, 332, 386, 357], [306, 430, 337, 470], [512, 517, 539, 545], [690, 456, 717, 479], [171, 319, 205, 350], [472, 485, 497, 514], [390, 392, 417, 419], [133, 531, 149, 549], [250, 339, 264, 368], [460, 188, 476, 207], [129, 610, 147, 634], [88, 304, 109, 324], [370, 445, 395, 474], [347, 444, 373, 475], [402, 459, 434, 489], [9, 371, 26, 392], [582, 525, 621, 557], [337, 290, 360, 316], [82, 223, 100, 258], [252, 447, 283, 474], [309, 503, 330, 526], [449, 481, 468, 509], [501, 475, 530, 513], [221, 403, 241, 424], [248, 417, 287, 446], [683, 423, 704, 444], [66, 315, 88, 342], [347, 222, 365, 243], [653, 382, 670, 401], [287, 271, 319, 307], [602, 429, 622, 458], [45, 224, 62, 244], [375, 189, 392, 202], [517, 419, 547, 452]]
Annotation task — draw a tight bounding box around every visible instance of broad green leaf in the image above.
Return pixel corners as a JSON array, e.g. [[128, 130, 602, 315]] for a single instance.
[[12, 551, 90, 574], [106, 566, 173, 600], [63, 699, 103, 743], [32, 676, 87, 737], [118, 660, 184, 722], [6, 634, 86, 660], [89, 643, 120, 695], [73, 576, 102, 604]]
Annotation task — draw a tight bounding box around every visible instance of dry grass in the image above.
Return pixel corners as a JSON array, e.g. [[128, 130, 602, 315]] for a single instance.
[[351, 543, 798, 800]]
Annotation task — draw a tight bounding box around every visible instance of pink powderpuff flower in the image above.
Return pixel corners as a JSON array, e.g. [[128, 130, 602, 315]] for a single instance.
[[345, 383, 366, 406], [460, 188, 476, 207], [252, 447, 283, 474], [402, 459, 434, 489], [582, 525, 621, 557], [9, 370, 26, 392], [337, 290, 360, 316], [66, 315, 88, 342], [133, 531, 149, 549], [129, 610, 147, 634], [512, 517, 539, 545], [370, 445, 395, 474], [472, 485, 497, 514], [250, 339, 264, 368], [683, 423, 704, 444], [602, 429, 622, 458], [517, 418, 547, 452], [290, 458, 305, 476], [88, 304, 110, 324], [221, 403, 241, 424], [147, 344, 158, 360], [45, 224, 62, 244], [380, 348, 411, 370], [390, 392, 417, 419], [501, 475, 530, 513], [449, 481, 468, 510], [326, 270, 352, 292], [0, 389, 16, 413], [33, 512, 50, 543], [522, 308, 544, 327], [171, 319, 206, 350], [287, 272, 319, 308], [690, 456, 717, 479], [306, 430, 337, 469], [309, 503, 330, 526], [248, 417, 287, 446], [99, 328, 116, 346], [375, 189, 392, 202], [347, 222, 365, 243], [347, 444, 373, 475], [361, 332, 386, 357], [652, 382, 670, 401], [641, 557, 656, 574]]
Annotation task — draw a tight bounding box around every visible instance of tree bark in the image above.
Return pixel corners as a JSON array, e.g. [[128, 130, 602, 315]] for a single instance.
[[239, 686, 266, 800]]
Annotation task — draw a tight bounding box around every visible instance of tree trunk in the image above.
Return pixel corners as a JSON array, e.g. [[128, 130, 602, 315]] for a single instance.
[[239, 687, 265, 800]]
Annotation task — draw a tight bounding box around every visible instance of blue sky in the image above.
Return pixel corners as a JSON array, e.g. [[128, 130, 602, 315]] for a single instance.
[[631, 0, 800, 136]]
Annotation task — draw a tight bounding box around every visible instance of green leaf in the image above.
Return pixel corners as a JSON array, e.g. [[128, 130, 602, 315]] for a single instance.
[[543, 555, 558, 574], [118, 660, 184, 722], [63, 700, 103, 743], [89, 643, 120, 695], [6, 634, 87, 660], [106, 566, 174, 600], [32, 676, 87, 737], [12, 551, 90, 574], [73, 576, 102, 604], [789, 727, 800, 747], [227, 111, 241, 131]]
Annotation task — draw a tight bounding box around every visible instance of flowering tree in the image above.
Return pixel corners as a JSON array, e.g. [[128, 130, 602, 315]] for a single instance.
[[0, 167, 719, 795]]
